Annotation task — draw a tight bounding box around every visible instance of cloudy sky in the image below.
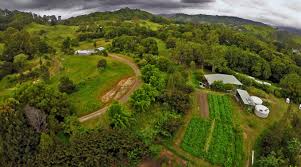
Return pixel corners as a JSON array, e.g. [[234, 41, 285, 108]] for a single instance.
[[1, 0, 300, 28]]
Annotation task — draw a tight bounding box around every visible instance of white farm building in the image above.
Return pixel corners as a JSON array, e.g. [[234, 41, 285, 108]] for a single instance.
[[75, 47, 105, 56], [204, 74, 243, 86], [236, 89, 270, 118]]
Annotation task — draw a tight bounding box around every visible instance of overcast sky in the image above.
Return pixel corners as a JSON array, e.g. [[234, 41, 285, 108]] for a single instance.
[[1, 0, 300, 28]]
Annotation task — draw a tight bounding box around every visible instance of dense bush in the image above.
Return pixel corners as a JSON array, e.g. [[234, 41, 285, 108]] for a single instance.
[[58, 76, 76, 94], [97, 59, 107, 70]]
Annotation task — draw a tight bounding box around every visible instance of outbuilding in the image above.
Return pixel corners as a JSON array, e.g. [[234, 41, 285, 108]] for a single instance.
[[204, 74, 243, 86], [236, 89, 254, 106]]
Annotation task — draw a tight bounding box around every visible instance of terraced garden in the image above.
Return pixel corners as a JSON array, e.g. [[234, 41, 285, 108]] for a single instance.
[[181, 94, 244, 167]]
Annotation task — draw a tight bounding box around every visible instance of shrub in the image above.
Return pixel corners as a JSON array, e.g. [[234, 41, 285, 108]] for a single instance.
[[58, 76, 76, 94], [97, 59, 107, 70], [211, 80, 226, 91], [194, 70, 205, 82]]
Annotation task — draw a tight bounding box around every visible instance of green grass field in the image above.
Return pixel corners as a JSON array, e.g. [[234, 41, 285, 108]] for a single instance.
[[25, 23, 78, 49], [49, 55, 134, 116]]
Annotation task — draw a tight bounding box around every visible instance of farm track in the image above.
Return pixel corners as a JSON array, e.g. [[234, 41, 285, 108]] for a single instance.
[[79, 54, 141, 122]]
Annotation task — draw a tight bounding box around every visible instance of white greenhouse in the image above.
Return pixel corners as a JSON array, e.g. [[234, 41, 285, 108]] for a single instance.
[[255, 105, 270, 118]]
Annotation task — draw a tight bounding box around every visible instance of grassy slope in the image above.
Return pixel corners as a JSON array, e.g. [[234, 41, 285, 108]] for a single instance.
[[49, 55, 134, 116], [25, 23, 78, 49]]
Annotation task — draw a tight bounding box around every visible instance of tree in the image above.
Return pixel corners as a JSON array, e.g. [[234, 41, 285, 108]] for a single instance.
[[31, 129, 149, 167], [207, 45, 227, 72], [24, 105, 47, 133], [97, 59, 107, 70], [38, 133, 53, 151], [211, 81, 226, 91], [130, 84, 158, 112], [255, 152, 285, 167], [287, 138, 301, 165], [58, 76, 76, 94], [280, 73, 301, 103], [0, 100, 40, 165], [61, 37, 72, 54], [14, 82, 72, 133], [13, 54, 28, 72], [108, 102, 132, 129]]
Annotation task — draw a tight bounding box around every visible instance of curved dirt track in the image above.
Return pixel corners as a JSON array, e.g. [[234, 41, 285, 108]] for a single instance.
[[79, 54, 141, 122]]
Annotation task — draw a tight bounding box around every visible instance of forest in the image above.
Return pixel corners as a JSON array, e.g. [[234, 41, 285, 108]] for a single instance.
[[0, 8, 300, 167]]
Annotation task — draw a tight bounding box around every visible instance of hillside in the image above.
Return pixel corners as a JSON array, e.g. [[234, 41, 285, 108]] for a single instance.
[[161, 13, 268, 27], [0, 8, 300, 167]]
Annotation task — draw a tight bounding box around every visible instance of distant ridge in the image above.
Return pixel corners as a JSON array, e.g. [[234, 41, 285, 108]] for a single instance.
[[277, 26, 301, 36], [160, 13, 269, 27]]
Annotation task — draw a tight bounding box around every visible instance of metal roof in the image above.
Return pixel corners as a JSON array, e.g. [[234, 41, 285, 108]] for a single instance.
[[204, 74, 243, 86], [236, 89, 254, 105]]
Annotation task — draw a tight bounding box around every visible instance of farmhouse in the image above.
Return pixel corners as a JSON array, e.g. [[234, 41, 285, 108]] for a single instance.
[[75, 47, 105, 56], [204, 74, 243, 86]]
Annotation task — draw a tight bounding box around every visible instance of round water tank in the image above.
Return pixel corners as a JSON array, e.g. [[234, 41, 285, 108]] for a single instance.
[[255, 105, 270, 118], [250, 96, 263, 105]]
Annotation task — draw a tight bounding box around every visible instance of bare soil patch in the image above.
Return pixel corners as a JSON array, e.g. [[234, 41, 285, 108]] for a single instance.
[[101, 77, 136, 104], [198, 93, 209, 118]]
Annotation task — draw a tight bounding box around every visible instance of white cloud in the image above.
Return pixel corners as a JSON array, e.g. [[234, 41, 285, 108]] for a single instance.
[[3, 0, 301, 28]]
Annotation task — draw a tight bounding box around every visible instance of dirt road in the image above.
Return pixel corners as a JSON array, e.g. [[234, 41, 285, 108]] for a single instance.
[[79, 54, 141, 122]]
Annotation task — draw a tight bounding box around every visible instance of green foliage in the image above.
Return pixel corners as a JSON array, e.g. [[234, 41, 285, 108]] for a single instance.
[[0, 106, 40, 165], [141, 64, 166, 90], [181, 118, 211, 157], [255, 152, 285, 167], [31, 129, 149, 167], [61, 37, 74, 54], [211, 80, 226, 91], [112, 35, 158, 56], [255, 112, 301, 166], [97, 59, 107, 70], [13, 82, 72, 133], [181, 94, 244, 167], [108, 102, 132, 129], [39, 133, 54, 151], [58, 76, 76, 94], [130, 84, 158, 112], [13, 54, 28, 72], [280, 73, 301, 103]]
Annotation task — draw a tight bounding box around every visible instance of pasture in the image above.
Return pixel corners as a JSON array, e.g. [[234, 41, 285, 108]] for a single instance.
[[49, 55, 134, 116]]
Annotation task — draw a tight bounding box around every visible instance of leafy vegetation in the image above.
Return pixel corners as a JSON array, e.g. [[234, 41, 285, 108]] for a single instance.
[[181, 94, 244, 167], [0, 7, 301, 167]]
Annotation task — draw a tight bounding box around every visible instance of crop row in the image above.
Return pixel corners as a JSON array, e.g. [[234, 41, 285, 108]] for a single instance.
[[181, 118, 211, 157], [181, 94, 244, 167]]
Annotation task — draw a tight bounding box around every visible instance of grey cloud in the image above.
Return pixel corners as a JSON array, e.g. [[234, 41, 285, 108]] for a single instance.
[[0, 0, 300, 29]]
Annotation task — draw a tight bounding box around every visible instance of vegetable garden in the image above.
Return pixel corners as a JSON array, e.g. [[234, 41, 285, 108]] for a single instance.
[[181, 94, 244, 167]]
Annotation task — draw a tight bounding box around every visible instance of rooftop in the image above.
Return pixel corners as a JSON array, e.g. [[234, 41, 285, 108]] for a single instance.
[[236, 89, 254, 105], [204, 74, 243, 86]]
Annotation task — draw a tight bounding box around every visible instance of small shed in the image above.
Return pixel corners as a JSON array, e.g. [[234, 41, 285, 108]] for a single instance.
[[299, 104, 301, 110], [236, 89, 254, 106], [97, 47, 105, 52], [255, 105, 270, 118], [204, 74, 243, 86]]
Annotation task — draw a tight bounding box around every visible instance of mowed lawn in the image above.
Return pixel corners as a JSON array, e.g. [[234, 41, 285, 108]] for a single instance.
[[50, 55, 134, 116]]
